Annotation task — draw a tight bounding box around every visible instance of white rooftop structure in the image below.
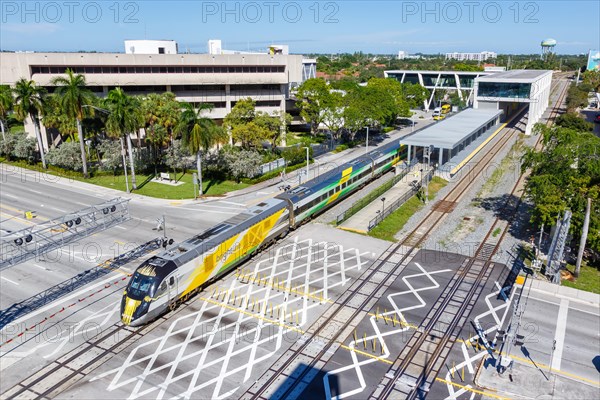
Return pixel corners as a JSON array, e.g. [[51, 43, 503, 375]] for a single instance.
[[124, 40, 178, 54], [401, 108, 503, 170], [384, 70, 495, 110], [401, 108, 503, 149], [474, 70, 552, 135]]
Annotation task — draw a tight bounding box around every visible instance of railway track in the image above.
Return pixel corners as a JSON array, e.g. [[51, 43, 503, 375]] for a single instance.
[[4, 78, 570, 400], [371, 77, 570, 400], [2, 288, 198, 400], [238, 83, 564, 400]]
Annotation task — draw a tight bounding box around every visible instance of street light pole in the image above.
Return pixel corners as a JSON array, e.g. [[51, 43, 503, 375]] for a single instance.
[[381, 197, 386, 214], [365, 126, 369, 154], [304, 146, 309, 180], [120, 137, 130, 193], [83, 104, 130, 193]]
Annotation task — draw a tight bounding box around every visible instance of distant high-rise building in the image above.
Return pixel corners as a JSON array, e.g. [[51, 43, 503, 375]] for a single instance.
[[397, 51, 420, 60], [445, 51, 497, 62]]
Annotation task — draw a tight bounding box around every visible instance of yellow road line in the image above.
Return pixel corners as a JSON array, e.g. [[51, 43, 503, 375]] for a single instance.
[[450, 123, 507, 175], [338, 227, 368, 235], [435, 377, 511, 400], [199, 295, 305, 335], [0, 210, 37, 226]]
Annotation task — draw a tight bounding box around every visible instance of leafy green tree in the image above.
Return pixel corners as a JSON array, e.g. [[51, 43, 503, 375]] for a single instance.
[[555, 113, 593, 132], [223, 98, 256, 128], [231, 121, 269, 149], [0, 85, 13, 140], [401, 83, 429, 109], [367, 78, 411, 124], [96, 139, 122, 172], [254, 110, 292, 148], [12, 134, 38, 162], [12, 79, 47, 168], [522, 124, 600, 253], [582, 70, 600, 92], [163, 139, 193, 178], [176, 102, 227, 195], [566, 83, 591, 112], [0, 131, 22, 159], [42, 94, 78, 140], [51, 68, 95, 177], [104, 88, 143, 189], [321, 91, 345, 139], [46, 141, 83, 171], [453, 63, 484, 72], [223, 148, 262, 181], [296, 78, 335, 135]]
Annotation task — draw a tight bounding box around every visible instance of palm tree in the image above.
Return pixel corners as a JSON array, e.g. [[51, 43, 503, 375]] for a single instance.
[[51, 69, 96, 177], [104, 88, 142, 190], [0, 85, 13, 140], [13, 79, 47, 168], [175, 102, 226, 196]]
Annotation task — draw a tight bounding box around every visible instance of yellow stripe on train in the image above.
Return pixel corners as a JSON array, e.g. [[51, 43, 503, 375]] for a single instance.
[[181, 209, 285, 297]]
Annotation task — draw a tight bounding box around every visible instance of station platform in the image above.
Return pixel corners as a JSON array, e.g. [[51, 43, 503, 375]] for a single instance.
[[438, 120, 506, 178], [339, 163, 430, 234]]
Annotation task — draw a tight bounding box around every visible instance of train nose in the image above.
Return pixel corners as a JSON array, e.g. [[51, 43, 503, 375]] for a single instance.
[[121, 296, 141, 325]]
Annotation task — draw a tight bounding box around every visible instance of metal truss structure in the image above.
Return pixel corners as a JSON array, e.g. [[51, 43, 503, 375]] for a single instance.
[[0, 198, 131, 271]]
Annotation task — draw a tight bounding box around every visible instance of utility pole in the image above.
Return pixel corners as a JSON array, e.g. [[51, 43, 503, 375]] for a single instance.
[[575, 198, 592, 277], [120, 137, 130, 193], [304, 147, 310, 180]]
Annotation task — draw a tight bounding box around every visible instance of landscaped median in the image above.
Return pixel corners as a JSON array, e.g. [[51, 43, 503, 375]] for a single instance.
[[0, 157, 318, 200], [0, 158, 248, 199], [368, 177, 448, 242]]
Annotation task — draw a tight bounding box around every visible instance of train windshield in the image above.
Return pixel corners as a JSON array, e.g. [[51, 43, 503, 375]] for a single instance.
[[128, 272, 157, 300]]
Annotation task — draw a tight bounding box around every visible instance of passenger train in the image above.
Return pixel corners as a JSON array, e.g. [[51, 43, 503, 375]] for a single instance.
[[121, 139, 407, 325]]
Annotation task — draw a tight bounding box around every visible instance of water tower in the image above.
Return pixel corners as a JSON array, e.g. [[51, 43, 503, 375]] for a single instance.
[[541, 38, 557, 60]]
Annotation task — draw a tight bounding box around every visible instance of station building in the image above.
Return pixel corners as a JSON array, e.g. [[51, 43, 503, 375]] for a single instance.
[[473, 69, 553, 135], [0, 40, 305, 150], [397, 69, 552, 177], [383, 70, 495, 110]]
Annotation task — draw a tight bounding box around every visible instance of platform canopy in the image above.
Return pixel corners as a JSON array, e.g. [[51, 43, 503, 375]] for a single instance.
[[400, 108, 503, 150]]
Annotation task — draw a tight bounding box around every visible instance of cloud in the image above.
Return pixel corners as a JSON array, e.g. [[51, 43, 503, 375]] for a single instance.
[[1, 23, 61, 34], [327, 29, 424, 44]]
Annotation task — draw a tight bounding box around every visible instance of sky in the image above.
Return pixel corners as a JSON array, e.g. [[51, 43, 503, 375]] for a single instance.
[[1, 0, 599, 55]]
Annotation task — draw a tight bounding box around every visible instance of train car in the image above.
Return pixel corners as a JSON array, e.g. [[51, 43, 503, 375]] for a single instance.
[[121, 198, 289, 325], [121, 139, 408, 326], [276, 140, 405, 227]]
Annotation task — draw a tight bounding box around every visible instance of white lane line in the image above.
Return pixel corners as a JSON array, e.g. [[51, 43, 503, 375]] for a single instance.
[[528, 292, 599, 316], [551, 298, 569, 371], [175, 207, 239, 215], [29, 189, 43, 195], [1, 276, 19, 285], [1, 193, 19, 199], [115, 225, 128, 230], [1, 273, 125, 331], [34, 264, 49, 271], [219, 201, 246, 206], [194, 203, 244, 210]]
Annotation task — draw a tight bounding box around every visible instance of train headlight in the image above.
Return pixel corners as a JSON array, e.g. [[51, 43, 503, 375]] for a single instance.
[[144, 296, 152, 302]]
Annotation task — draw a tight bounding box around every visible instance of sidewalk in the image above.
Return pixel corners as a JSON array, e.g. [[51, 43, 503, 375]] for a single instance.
[[219, 119, 435, 201], [476, 355, 599, 400], [339, 163, 430, 234], [527, 278, 600, 306]]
